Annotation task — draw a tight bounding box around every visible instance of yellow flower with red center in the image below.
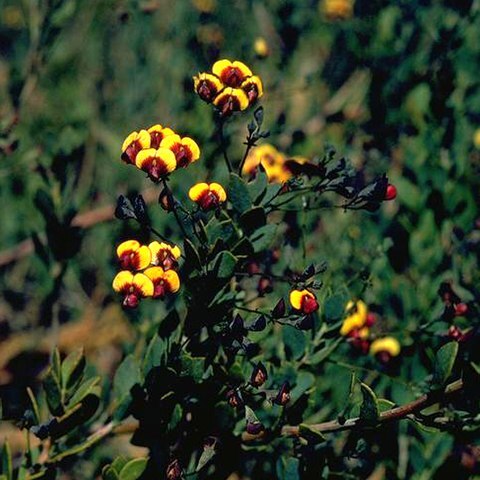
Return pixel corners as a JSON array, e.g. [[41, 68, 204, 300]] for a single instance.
[[370, 337, 401, 360], [212, 59, 252, 88], [240, 76, 264, 105], [322, 0, 354, 20], [213, 88, 249, 117], [147, 124, 176, 148], [121, 130, 151, 165], [160, 134, 200, 168], [135, 147, 177, 181], [116, 240, 151, 271], [242, 144, 291, 183], [340, 300, 368, 336], [188, 182, 227, 211], [112, 271, 154, 308], [193, 73, 224, 103], [148, 241, 181, 270], [144, 267, 180, 299], [289, 289, 319, 315]]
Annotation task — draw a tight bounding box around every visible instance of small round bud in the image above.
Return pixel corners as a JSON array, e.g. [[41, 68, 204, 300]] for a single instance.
[[250, 362, 267, 387], [384, 184, 397, 201], [454, 302, 468, 317]]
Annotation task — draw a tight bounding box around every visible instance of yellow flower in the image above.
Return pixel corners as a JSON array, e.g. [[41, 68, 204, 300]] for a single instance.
[[147, 124, 176, 148], [112, 271, 154, 308], [148, 241, 181, 270], [370, 337, 401, 358], [322, 0, 354, 20], [121, 130, 150, 165], [116, 240, 151, 271], [213, 87, 249, 117], [473, 128, 480, 149], [188, 182, 227, 211], [135, 147, 177, 181], [212, 59, 253, 88], [241, 75, 264, 106], [193, 73, 224, 103], [289, 289, 319, 315], [254, 37, 270, 58], [160, 134, 200, 168], [242, 144, 290, 183], [144, 267, 180, 298], [340, 300, 368, 336]]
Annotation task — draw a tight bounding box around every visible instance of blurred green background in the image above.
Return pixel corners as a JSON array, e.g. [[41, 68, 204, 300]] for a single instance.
[[0, 0, 479, 478]]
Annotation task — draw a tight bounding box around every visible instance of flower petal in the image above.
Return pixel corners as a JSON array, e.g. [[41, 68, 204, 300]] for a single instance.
[[112, 271, 134, 293], [189, 183, 209, 202], [116, 240, 140, 258], [132, 273, 154, 297], [209, 183, 227, 202]]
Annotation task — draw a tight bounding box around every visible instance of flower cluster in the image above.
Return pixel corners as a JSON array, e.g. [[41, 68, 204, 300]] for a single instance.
[[112, 240, 181, 308], [193, 59, 263, 116], [341, 300, 400, 361], [242, 144, 307, 184], [121, 124, 200, 182]]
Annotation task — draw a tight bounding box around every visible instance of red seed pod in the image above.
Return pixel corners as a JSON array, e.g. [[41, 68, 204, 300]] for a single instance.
[[384, 184, 397, 201], [454, 302, 468, 317]]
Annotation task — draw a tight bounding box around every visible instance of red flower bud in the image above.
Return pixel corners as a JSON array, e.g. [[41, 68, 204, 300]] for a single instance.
[[257, 276, 273, 296], [384, 184, 397, 201], [454, 302, 468, 317], [226, 389, 243, 408], [166, 459, 182, 480], [273, 381, 290, 406], [365, 312, 377, 327], [246, 420, 264, 435]]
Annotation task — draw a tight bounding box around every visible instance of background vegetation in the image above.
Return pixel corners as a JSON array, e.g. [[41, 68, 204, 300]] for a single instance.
[[0, 0, 479, 478]]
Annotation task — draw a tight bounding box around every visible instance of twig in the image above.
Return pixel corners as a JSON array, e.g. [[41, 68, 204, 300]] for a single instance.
[[242, 379, 464, 441], [217, 117, 233, 173]]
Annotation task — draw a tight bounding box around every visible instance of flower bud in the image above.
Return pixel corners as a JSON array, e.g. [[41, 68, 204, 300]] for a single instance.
[[454, 302, 468, 317], [166, 459, 182, 480], [384, 184, 397, 201], [159, 187, 175, 211], [273, 381, 290, 406], [226, 389, 243, 408], [448, 325, 462, 341], [250, 362, 267, 387], [365, 312, 377, 327], [271, 298, 286, 318], [246, 420, 265, 435], [257, 276, 273, 296]]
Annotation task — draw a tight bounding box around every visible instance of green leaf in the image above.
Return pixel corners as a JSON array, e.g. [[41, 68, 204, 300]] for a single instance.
[[250, 224, 277, 253], [239, 207, 266, 234], [69, 376, 101, 407], [206, 219, 234, 243], [196, 443, 216, 472], [113, 355, 141, 420], [283, 328, 306, 361], [359, 382, 379, 423], [43, 367, 63, 416], [307, 338, 342, 365], [228, 173, 252, 213], [261, 184, 283, 206], [168, 404, 183, 430], [119, 458, 148, 480], [247, 170, 268, 204], [212, 251, 237, 279], [1, 442, 12, 480], [432, 342, 459, 387], [110, 457, 129, 474], [298, 424, 326, 444], [324, 293, 348, 321], [102, 466, 120, 480], [26, 387, 41, 424], [143, 335, 168, 375], [180, 354, 205, 382], [61, 348, 86, 399], [245, 406, 260, 425], [378, 398, 396, 413], [276, 457, 300, 480], [184, 238, 202, 271]]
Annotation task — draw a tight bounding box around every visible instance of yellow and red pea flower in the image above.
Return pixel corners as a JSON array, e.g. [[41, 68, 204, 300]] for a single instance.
[[144, 267, 180, 299], [240, 75, 264, 105], [160, 134, 200, 168], [188, 182, 227, 211], [213, 87, 249, 117], [322, 0, 354, 20], [370, 337, 401, 362], [212, 59, 252, 88], [340, 300, 368, 336], [112, 271, 154, 308], [147, 124, 176, 148], [193, 73, 224, 103], [148, 241, 181, 270], [116, 240, 151, 271], [289, 289, 319, 315], [121, 129, 151, 165], [242, 144, 291, 184], [135, 147, 177, 182]]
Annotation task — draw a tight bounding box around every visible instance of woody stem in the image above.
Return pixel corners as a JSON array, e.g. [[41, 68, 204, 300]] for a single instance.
[[218, 117, 233, 173]]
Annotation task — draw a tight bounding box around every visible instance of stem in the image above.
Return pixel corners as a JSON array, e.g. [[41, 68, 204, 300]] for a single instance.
[[218, 117, 233, 173], [238, 138, 255, 177], [242, 379, 463, 441], [162, 179, 190, 239]]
